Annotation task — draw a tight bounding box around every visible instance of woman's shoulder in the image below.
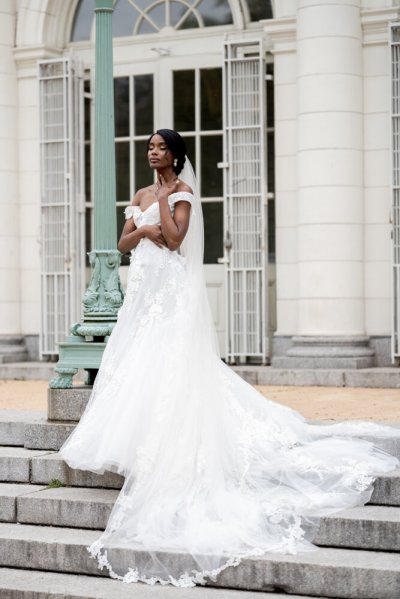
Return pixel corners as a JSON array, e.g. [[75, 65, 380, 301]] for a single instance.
[[131, 186, 153, 205], [175, 180, 193, 195]]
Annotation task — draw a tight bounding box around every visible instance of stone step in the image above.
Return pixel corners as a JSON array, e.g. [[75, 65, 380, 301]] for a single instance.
[[4, 484, 400, 552], [0, 447, 53, 482], [1, 445, 400, 502], [0, 483, 47, 522], [23, 420, 76, 450], [233, 366, 400, 388], [3, 410, 400, 459], [0, 361, 55, 380], [0, 569, 319, 599], [14, 486, 118, 530], [31, 450, 124, 489], [0, 523, 399, 598], [0, 410, 46, 446]]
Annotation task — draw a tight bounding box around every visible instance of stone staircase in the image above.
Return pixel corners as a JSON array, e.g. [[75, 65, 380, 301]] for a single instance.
[[0, 336, 28, 365], [0, 390, 399, 598]]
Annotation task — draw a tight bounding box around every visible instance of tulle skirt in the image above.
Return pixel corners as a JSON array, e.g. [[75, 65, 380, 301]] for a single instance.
[[60, 242, 400, 587]]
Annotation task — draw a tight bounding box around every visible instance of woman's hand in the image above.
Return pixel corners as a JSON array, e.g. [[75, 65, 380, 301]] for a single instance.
[[143, 224, 167, 248], [156, 174, 180, 204]]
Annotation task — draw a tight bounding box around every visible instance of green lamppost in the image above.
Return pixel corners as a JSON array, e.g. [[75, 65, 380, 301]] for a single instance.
[[50, 0, 123, 388]]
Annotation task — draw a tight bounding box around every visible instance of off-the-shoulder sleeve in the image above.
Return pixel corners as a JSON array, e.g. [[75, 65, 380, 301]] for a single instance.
[[124, 205, 140, 220], [168, 191, 194, 207]]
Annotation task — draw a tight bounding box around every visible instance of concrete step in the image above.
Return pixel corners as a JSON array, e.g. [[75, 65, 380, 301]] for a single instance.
[[3, 410, 400, 458], [1, 445, 400, 501], [4, 484, 400, 551], [0, 360, 56, 381], [0, 447, 53, 482], [0, 446, 123, 488], [233, 366, 400, 388], [0, 410, 46, 446], [31, 450, 124, 489], [0, 483, 47, 522], [0, 569, 319, 599], [23, 420, 76, 450], [15, 486, 118, 530], [314, 505, 400, 551], [0, 361, 55, 381], [0, 523, 399, 598]]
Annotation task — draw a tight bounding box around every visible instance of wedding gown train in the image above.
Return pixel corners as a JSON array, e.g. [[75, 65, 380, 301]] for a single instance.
[[60, 191, 400, 587]]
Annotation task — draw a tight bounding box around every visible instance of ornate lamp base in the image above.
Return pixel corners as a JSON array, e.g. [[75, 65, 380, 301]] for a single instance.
[[49, 250, 123, 389]]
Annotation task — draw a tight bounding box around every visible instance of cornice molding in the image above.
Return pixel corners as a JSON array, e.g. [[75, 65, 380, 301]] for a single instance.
[[362, 7, 400, 45], [13, 45, 63, 78], [264, 17, 296, 54]]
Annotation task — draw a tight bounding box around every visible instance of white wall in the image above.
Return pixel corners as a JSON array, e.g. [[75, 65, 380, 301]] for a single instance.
[[0, 0, 20, 334]]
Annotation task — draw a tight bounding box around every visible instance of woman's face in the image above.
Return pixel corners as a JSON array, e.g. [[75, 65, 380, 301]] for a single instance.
[[148, 134, 174, 170]]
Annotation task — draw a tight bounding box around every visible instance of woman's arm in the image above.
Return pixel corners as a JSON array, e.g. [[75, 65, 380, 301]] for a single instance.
[[157, 178, 192, 251], [118, 189, 167, 253]]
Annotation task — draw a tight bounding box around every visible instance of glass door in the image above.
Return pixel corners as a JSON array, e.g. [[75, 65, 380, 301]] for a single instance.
[[85, 57, 226, 354]]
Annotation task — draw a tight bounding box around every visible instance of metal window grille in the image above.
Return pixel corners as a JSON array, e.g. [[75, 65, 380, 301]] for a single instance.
[[223, 39, 268, 363], [38, 58, 85, 357]]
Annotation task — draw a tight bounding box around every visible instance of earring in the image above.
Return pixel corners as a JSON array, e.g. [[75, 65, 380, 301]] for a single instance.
[[173, 158, 178, 168]]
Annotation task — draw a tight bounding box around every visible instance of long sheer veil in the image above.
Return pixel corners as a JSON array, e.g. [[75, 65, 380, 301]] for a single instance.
[[178, 157, 220, 356]]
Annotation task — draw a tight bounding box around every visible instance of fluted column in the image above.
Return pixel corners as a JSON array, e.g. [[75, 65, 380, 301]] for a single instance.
[[81, 0, 123, 319], [93, 0, 117, 249]]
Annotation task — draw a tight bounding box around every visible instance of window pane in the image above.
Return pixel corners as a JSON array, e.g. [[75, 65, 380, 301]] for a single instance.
[[171, 3, 199, 29], [266, 62, 274, 128], [201, 68, 222, 130], [173, 71, 195, 132], [116, 142, 130, 203], [203, 202, 223, 264], [114, 77, 129, 137], [117, 207, 130, 265], [248, 0, 273, 21], [198, 0, 233, 26], [112, 0, 139, 37], [201, 136, 222, 197], [85, 207, 92, 265], [137, 4, 164, 33], [84, 93, 91, 141], [134, 75, 153, 136], [135, 140, 153, 191], [84, 144, 91, 203], [267, 131, 274, 194], [71, 0, 94, 42]]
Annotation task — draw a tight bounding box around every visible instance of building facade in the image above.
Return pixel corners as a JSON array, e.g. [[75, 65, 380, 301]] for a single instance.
[[0, 0, 399, 368]]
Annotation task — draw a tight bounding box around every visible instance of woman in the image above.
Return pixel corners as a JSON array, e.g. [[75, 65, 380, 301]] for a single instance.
[[60, 129, 399, 587]]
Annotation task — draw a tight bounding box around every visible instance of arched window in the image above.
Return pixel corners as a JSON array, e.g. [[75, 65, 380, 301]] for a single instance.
[[71, 0, 272, 41]]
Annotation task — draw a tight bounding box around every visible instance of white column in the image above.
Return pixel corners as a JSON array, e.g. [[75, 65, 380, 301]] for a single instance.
[[0, 0, 20, 334], [297, 0, 364, 336]]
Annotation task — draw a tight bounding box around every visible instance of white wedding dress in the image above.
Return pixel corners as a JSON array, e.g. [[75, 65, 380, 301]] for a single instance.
[[60, 182, 400, 587]]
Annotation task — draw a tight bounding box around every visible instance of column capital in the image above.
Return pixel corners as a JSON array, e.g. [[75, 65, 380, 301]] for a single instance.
[[95, 0, 114, 10]]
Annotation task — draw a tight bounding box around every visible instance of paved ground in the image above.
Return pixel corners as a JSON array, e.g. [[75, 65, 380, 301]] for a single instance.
[[0, 379, 399, 421]]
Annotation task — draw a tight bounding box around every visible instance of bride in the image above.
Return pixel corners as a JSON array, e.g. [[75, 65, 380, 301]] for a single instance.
[[60, 129, 399, 587]]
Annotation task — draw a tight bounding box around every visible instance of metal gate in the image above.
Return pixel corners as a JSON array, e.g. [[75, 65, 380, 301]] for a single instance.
[[222, 39, 268, 363], [38, 58, 85, 357]]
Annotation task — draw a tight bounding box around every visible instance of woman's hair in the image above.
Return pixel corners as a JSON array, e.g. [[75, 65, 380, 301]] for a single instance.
[[147, 129, 187, 175]]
